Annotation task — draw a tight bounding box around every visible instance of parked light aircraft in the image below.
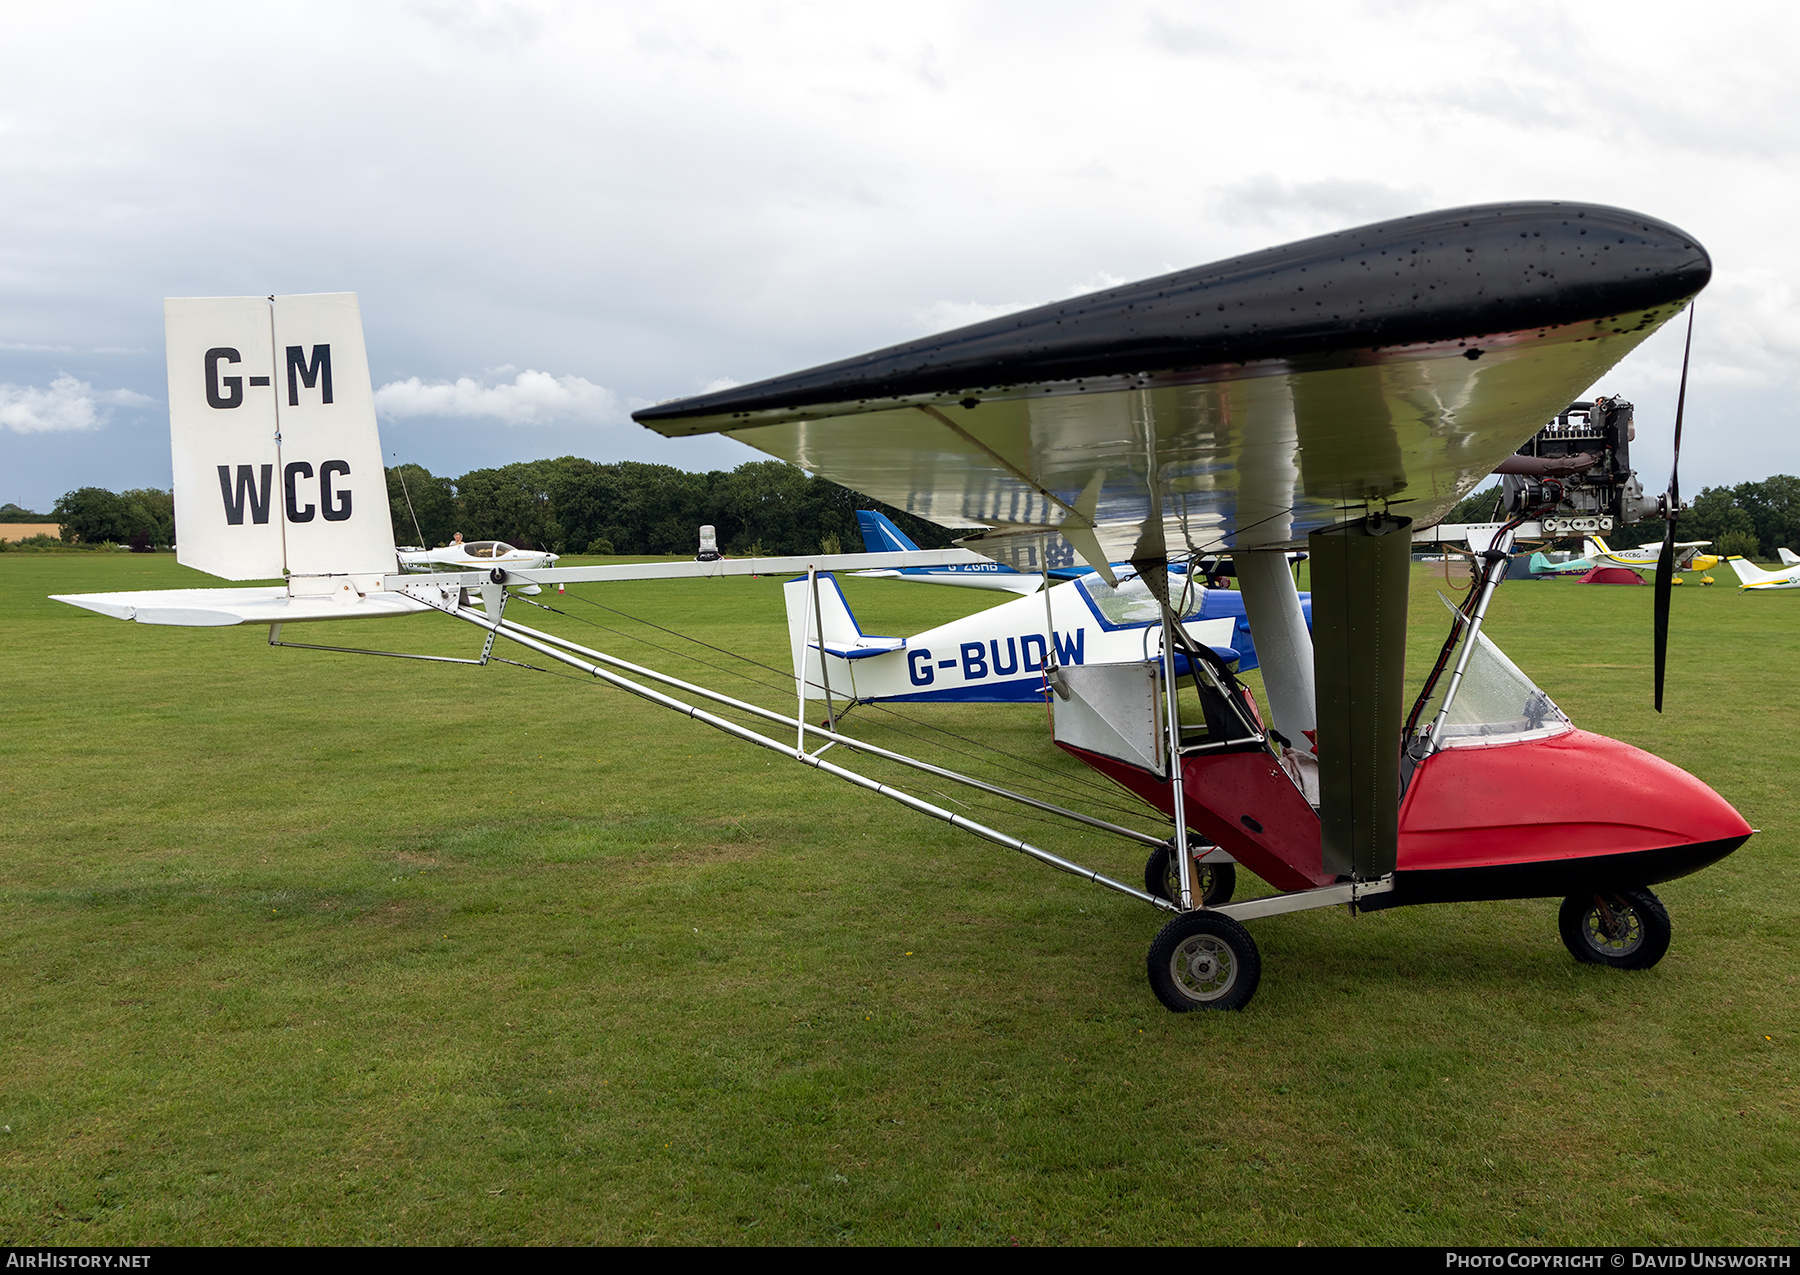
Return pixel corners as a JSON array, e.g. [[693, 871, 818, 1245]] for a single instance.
[[854, 509, 1267, 595], [56, 202, 1752, 1013], [1527, 551, 1593, 576], [1583, 535, 1717, 575], [398, 540, 558, 572], [785, 563, 1308, 707], [1726, 556, 1800, 590]]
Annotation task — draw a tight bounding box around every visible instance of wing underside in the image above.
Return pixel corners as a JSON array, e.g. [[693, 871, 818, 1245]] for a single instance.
[[634, 202, 1709, 567]]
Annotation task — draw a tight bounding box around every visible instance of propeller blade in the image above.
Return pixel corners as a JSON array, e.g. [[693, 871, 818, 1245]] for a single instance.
[[1654, 527, 1674, 711], [1654, 303, 1696, 714], [1671, 303, 1693, 510]]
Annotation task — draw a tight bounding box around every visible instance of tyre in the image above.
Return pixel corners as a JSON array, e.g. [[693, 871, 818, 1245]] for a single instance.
[[1558, 889, 1672, 970], [1143, 845, 1237, 907], [1146, 910, 1262, 1012]]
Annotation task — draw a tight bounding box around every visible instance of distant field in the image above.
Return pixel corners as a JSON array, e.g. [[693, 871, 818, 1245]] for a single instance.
[[0, 523, 62, 542], [1, 554, 1794, 1245]]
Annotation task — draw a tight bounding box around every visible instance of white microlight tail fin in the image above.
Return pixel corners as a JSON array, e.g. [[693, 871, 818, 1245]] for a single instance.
[[1778, 547, 1800, 567], [165, 293, 396, 591], [782, 573, 905, 699], [784, 570, 863, 669], [1727, 556, 1785, 587], [1582, 536, 1608, 560]]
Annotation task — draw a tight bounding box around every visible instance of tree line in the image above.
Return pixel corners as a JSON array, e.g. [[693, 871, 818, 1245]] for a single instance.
[[38, 459, 954, 556], [383, 457, 957, 558], [43, 488, 176, 550], [386, 457, 957, 556], [37, 464, 1800, 561]]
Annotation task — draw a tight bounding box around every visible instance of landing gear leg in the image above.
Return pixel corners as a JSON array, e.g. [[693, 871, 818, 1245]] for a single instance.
[[1144, 844, 1236, 907]]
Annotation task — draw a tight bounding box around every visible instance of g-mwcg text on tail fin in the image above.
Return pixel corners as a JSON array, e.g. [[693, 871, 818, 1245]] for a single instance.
[[166, 293, 396, 592]]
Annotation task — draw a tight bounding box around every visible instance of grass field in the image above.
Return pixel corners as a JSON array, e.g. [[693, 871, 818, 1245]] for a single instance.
[[1, 552, 1795, 1245]]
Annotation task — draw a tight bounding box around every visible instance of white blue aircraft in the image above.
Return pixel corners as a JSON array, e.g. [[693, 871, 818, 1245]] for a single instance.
[[786, 564, 1310, 705]]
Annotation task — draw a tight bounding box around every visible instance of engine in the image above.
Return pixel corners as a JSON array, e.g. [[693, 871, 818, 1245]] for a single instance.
[[1499, 397, 1657, 534]]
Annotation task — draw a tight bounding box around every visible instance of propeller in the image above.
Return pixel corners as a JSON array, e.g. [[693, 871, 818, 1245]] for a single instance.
[[1653, 304, 1696, 713]]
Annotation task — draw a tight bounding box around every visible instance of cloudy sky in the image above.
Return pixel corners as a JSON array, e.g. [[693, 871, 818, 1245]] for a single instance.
[[3, 0, 1796, 512]]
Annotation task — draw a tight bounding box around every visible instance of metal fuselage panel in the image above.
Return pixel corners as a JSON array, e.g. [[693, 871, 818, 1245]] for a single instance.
[[1060, 743, 1328, 894]]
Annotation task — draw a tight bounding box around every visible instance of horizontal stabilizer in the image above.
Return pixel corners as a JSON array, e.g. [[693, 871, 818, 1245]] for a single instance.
[[53, 586, 431, 627], [817, 635, 907, 660]]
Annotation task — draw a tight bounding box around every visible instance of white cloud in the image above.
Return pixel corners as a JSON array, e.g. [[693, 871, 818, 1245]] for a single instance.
[[1213, 176, 1436, 234], [0, 376, 152, 434], [0, 343, 148, 354], [903, 298, 1034, 333], [1692, 270, 1800, 388], [1065, 272, 1128, 296], [905, 276, 1143, 335], [9, 1, 1800, 495], [373, 370, 623, 426]]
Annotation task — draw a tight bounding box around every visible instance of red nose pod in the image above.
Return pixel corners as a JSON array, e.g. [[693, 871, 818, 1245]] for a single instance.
[[1394, 730, 1752, 902]]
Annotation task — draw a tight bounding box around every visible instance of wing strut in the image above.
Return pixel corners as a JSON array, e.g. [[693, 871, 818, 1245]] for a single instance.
[[1309, 513, 1412, 880]]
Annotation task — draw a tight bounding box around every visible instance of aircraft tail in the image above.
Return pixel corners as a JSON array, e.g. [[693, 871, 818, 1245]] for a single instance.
[[782, 573, 905, 698], [165, 293, 397, 592], [1582, 536, 1610, 560], [856, 509, 922, 554], [1779, 548, 1800, 567], [1727, 556, 1786, 587]]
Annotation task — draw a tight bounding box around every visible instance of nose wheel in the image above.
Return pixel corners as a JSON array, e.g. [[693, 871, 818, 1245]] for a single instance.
[[1146, 910, 1262, 1012], [1144, 844, 1237, 907], [1558, 888, 1671, 969]]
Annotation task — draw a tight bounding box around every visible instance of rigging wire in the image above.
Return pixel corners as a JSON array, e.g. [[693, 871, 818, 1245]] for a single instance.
[[521, 588, 1146, 813], [525, 587, 1137, 806], [484, 644, 1153, 846]]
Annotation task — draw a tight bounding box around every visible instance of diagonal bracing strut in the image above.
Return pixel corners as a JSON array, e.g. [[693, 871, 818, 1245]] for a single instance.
[[417, 592, 1178, 911]]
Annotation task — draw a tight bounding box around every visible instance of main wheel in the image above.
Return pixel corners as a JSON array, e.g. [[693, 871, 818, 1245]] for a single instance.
[[1558, 889, 1672, 970], [1146, 911, 1262, 1012], [1144, 845, 1237, 907]]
